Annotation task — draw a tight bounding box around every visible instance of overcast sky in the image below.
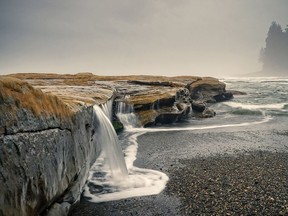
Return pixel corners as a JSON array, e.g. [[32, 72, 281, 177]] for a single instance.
[[0, 0, 287, 77]]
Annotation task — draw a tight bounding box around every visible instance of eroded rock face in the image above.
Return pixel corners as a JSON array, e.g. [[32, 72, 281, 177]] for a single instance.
[[136, 109, 160, 126], [118, 87, 192, 127], [115, 77, 233, 126], [0, 78, 100, 216]]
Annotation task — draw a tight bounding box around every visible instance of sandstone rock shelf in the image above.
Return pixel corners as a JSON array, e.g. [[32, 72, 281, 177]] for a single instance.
[[0, 73, 234, 216]]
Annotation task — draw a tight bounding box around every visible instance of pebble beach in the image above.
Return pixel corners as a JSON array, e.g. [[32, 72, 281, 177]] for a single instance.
[[167, 150, 288, 215], [69, 116, 288, 216]]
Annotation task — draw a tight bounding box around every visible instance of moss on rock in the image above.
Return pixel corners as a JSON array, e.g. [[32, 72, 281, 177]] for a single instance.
[[112, 121, 124, 133]]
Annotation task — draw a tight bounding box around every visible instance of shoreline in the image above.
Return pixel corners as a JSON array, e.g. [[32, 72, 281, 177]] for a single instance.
[[69, 151, 288, 216], [69, 117, 288, 215]]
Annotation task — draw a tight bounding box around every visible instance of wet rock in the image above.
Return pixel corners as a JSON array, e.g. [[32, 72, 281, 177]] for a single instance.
[[155, 111, 182, 125], [127, 80, 185, 88], [112, 120, 124, 133], [213, 92, 233, 102], [194, 108, 216, 118], [192, 101, 206, 112], [176, 103, 188, 112], [202, 108, 216, 118]]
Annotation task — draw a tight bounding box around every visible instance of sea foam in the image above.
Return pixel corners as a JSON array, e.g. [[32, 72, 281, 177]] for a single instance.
[[224, 102, 287, 110]]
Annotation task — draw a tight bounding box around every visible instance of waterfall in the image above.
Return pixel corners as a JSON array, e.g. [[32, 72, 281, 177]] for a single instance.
[[100, 99, 113, 121], [84, 102, 168, 203], [116, 101, 138, 129], [93, 105, 128, 179]]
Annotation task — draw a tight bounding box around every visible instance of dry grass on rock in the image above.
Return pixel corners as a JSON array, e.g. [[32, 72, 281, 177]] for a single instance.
[[0, 77, 72, 119]]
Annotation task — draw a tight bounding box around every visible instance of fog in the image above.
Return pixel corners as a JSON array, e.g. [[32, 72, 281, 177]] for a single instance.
[[0, 0, 287, 77]]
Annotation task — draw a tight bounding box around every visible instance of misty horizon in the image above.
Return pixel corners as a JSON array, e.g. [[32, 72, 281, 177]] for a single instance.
[[1, 0, 288, 77]]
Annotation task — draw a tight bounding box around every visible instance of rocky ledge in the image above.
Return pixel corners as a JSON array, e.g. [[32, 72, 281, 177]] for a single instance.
[[0, 73, 233, 216], [115, 76, 233, 126], [0, 77, 101, 216]]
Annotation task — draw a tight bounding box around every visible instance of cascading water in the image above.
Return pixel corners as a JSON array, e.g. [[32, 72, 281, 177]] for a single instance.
[[116, 101, 138, 129], [100, 99, 113, 121], [84, 101, 169, 203], [92, 105, 128, 179]]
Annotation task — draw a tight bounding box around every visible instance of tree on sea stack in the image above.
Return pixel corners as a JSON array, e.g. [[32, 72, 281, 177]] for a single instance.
[[260, 21, 288, 74]]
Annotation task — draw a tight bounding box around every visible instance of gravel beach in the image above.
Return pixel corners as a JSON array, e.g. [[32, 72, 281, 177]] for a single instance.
[[69, 118, 288, 216], [167, 151, 288, 215]]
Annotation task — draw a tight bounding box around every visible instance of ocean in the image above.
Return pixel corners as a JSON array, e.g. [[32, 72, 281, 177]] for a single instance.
[[220, 77, 288, 118]]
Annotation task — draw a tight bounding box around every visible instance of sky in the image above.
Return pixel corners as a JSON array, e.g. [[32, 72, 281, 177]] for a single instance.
[[0, 0, 287, 77]]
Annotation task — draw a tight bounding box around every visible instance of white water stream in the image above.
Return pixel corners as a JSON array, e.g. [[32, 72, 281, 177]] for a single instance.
[[84, 103, 168, 203], [84, 99, 272, 203], [100, 99, 113, 121], [116, 102, 138, 129], [91, 106, 128, 179]]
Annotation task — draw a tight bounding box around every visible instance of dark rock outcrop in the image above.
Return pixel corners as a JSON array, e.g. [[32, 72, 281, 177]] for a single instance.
[[213, 91, 233, 102], [127, 80, 185, 88], [155, 112, 182, 124], [192, 101, 206, 113], [126, 88, 192, 127], [117, 77, 234, 126], [193, 107, 216, 118]]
